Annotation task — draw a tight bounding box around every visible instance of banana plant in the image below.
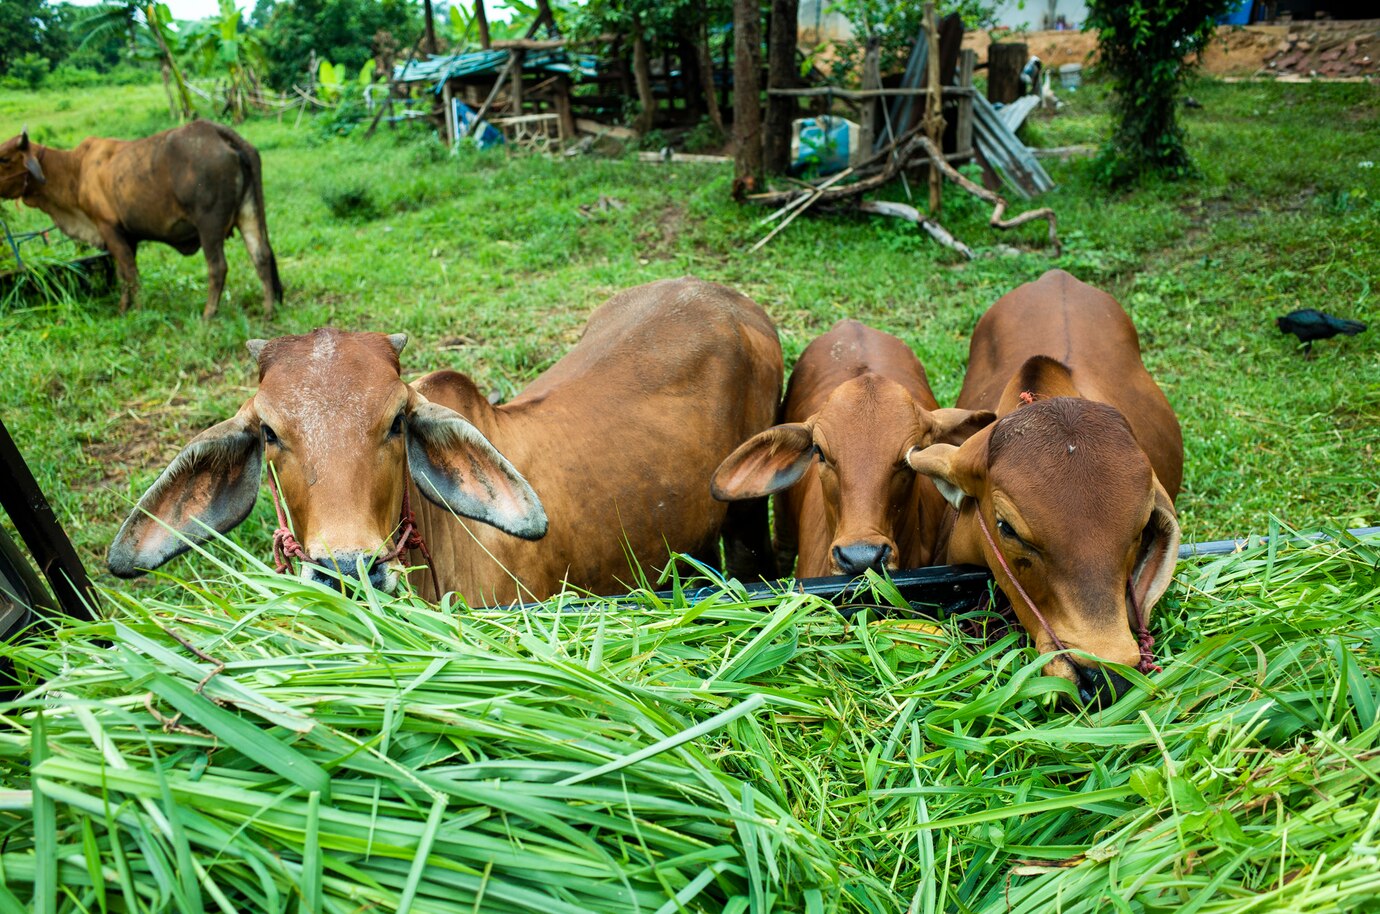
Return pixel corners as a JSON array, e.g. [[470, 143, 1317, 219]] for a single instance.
[[181, 0, 267, 121]]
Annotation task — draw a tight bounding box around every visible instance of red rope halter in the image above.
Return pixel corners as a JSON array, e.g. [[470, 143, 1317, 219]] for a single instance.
[[264, 463, 442, 598], [974, 506, 1159, 676]]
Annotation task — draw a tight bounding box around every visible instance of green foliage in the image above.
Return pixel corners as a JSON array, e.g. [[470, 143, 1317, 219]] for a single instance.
[[828, 0, 1002, 79], [3, 527, 1380, 911], [253, 0, 418, 91], [320, 179, 381, 220], [1084, 0, 1235, 186], [7, 53, 51, 89], [0, 0, 68, 77], [181, 0, 268, 122]]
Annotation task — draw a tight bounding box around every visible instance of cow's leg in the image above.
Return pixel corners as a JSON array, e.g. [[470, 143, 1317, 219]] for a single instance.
[[100, 229, 140, 314], [199, 227, 228, 321], [721, 497, 777, 582], [237, 195, 280, 319]]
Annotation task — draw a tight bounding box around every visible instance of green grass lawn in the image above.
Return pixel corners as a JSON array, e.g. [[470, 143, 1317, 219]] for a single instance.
[[2, 76, 1380, 914], [1, 77, 1377, 582]]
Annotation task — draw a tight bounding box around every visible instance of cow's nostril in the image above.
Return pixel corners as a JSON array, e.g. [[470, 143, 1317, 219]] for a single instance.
[[306, 553, 379, 590], [832, 542, 892, 576], [1074, 664, 1132, 708]]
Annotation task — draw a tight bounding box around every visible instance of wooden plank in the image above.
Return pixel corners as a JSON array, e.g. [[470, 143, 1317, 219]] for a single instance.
[[0, 419, 95, 621], [574, 117, 637, 139], [770, 86, 973, 99], [956, 48, 976, 157]]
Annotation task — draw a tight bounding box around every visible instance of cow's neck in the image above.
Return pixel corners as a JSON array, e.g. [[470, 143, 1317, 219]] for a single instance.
[[907, 479, 953, 568], [23, 146, 104, 249]]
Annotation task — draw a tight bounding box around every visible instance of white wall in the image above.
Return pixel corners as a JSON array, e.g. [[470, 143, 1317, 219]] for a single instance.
[[991, 0, 1089, 30]]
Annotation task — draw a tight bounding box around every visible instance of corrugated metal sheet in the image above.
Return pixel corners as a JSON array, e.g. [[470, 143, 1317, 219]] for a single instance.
[[394, 50, 600, 92], [971, 93, 1055, 199]]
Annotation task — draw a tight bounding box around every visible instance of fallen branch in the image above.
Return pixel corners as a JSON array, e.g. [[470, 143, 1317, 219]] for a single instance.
[[857, 200, 974, 259], [916, 135, 1060, 255]]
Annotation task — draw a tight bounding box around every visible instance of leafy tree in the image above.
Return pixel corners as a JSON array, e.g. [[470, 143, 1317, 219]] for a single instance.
[[1085, 0, 1234, 185], [10, 53, 53, 88], [0, 0, 68, 76], [182, 0, 268, 121], [78, 2, 195, 119], [829, 0, 1001, 77], [252, 0, 419, 90]]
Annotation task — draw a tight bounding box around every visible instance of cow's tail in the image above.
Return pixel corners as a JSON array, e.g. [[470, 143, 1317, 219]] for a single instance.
[[226, 128, 284, 307]]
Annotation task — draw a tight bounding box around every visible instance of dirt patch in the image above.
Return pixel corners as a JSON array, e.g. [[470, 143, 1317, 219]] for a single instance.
[[81, 417, 179, 484], [636, 204, 687, 259], [962, 21, 1380, 78]]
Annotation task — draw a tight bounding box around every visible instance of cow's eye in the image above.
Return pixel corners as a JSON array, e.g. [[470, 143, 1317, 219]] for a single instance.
[[262, 424, 279, 446], [389, 412, 405, 437], [996, 519, 1020, 540]]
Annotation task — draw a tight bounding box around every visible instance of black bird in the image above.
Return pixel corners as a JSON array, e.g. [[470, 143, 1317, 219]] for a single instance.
[[1276, 309, 1367, 355]]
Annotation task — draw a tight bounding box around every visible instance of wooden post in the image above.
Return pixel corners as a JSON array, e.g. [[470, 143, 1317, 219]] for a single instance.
[[696, 19, 725, 135], [423, 0, 438, 55], [924, 2, 942, 214], [553, 75, 576, 140], [733, 0, 764, 193], [987, 42, 1027, 105], [510, 49, 525, 113], [442, 80, 455, 146], [475, 0, 491, 49], [764, 0, 799, 175], [631, 22, 656, 135], [858, 35, 881, 153], [956, 48, 975, 158]]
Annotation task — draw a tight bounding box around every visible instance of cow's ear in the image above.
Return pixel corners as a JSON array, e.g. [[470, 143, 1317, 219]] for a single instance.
[[1130, 476, 1181, 623], [922, 408, 997, 447], [711, 424, 814, 501], [406, 401, 547, 540], [108, 411, 262, 577], [907, 426, 990, 510]]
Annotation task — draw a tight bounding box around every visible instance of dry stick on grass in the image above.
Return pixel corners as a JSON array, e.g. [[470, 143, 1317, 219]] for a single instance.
[[747, 135, 929, 251], [916, 135, 1061, 254], [857, 200, 975, 258]]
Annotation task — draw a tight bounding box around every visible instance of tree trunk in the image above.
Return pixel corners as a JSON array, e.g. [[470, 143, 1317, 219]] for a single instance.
[[475, 0, 490, 49], [987, 42, 1027, 105], [696, 20, 725, 136], [732, 0, 763, 193], [631, 20, 656, 136], [423, 0, 438, 55], [764, 0, 798, 175]]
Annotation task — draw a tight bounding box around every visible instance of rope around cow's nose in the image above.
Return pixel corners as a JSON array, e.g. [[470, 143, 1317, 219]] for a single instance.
[[974, 505, 1160, 676], [263, 463, 441, 598]]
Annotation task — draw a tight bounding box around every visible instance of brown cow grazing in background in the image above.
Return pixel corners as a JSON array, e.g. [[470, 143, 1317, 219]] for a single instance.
[[907, 269, 1184, 707], [712, 320, 994, 577], [0, 122, 281, 319], [109, 278, 782, 605]]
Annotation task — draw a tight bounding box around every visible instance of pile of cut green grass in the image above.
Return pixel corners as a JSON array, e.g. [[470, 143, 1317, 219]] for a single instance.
[[2, 529, 1379, 912]]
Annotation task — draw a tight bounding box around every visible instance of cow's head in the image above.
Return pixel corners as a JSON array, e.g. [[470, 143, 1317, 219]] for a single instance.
[[109, 329, 547, 591], [711, 374, 994, 575], [907, 390, 1179, 707], [0, 131, 46, 198]]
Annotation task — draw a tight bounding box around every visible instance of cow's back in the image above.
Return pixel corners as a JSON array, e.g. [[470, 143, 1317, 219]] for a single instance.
[[957, 269, 1182, 496], [783, 319, 939, 422], [87, 122, 246, 242], [421, 277, 784, 602]]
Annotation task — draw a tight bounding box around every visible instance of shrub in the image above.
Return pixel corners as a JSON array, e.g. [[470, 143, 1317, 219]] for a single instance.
[[9, 52, 50, 89], [321, 183, 381, 221], [1085, 0, 1235, 186]]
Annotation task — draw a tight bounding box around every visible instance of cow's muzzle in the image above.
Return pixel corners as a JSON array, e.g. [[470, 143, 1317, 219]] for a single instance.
[[832, 541, 894, 576], [1072, 662, 1132, 708], [304, 552, 399, 593]]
